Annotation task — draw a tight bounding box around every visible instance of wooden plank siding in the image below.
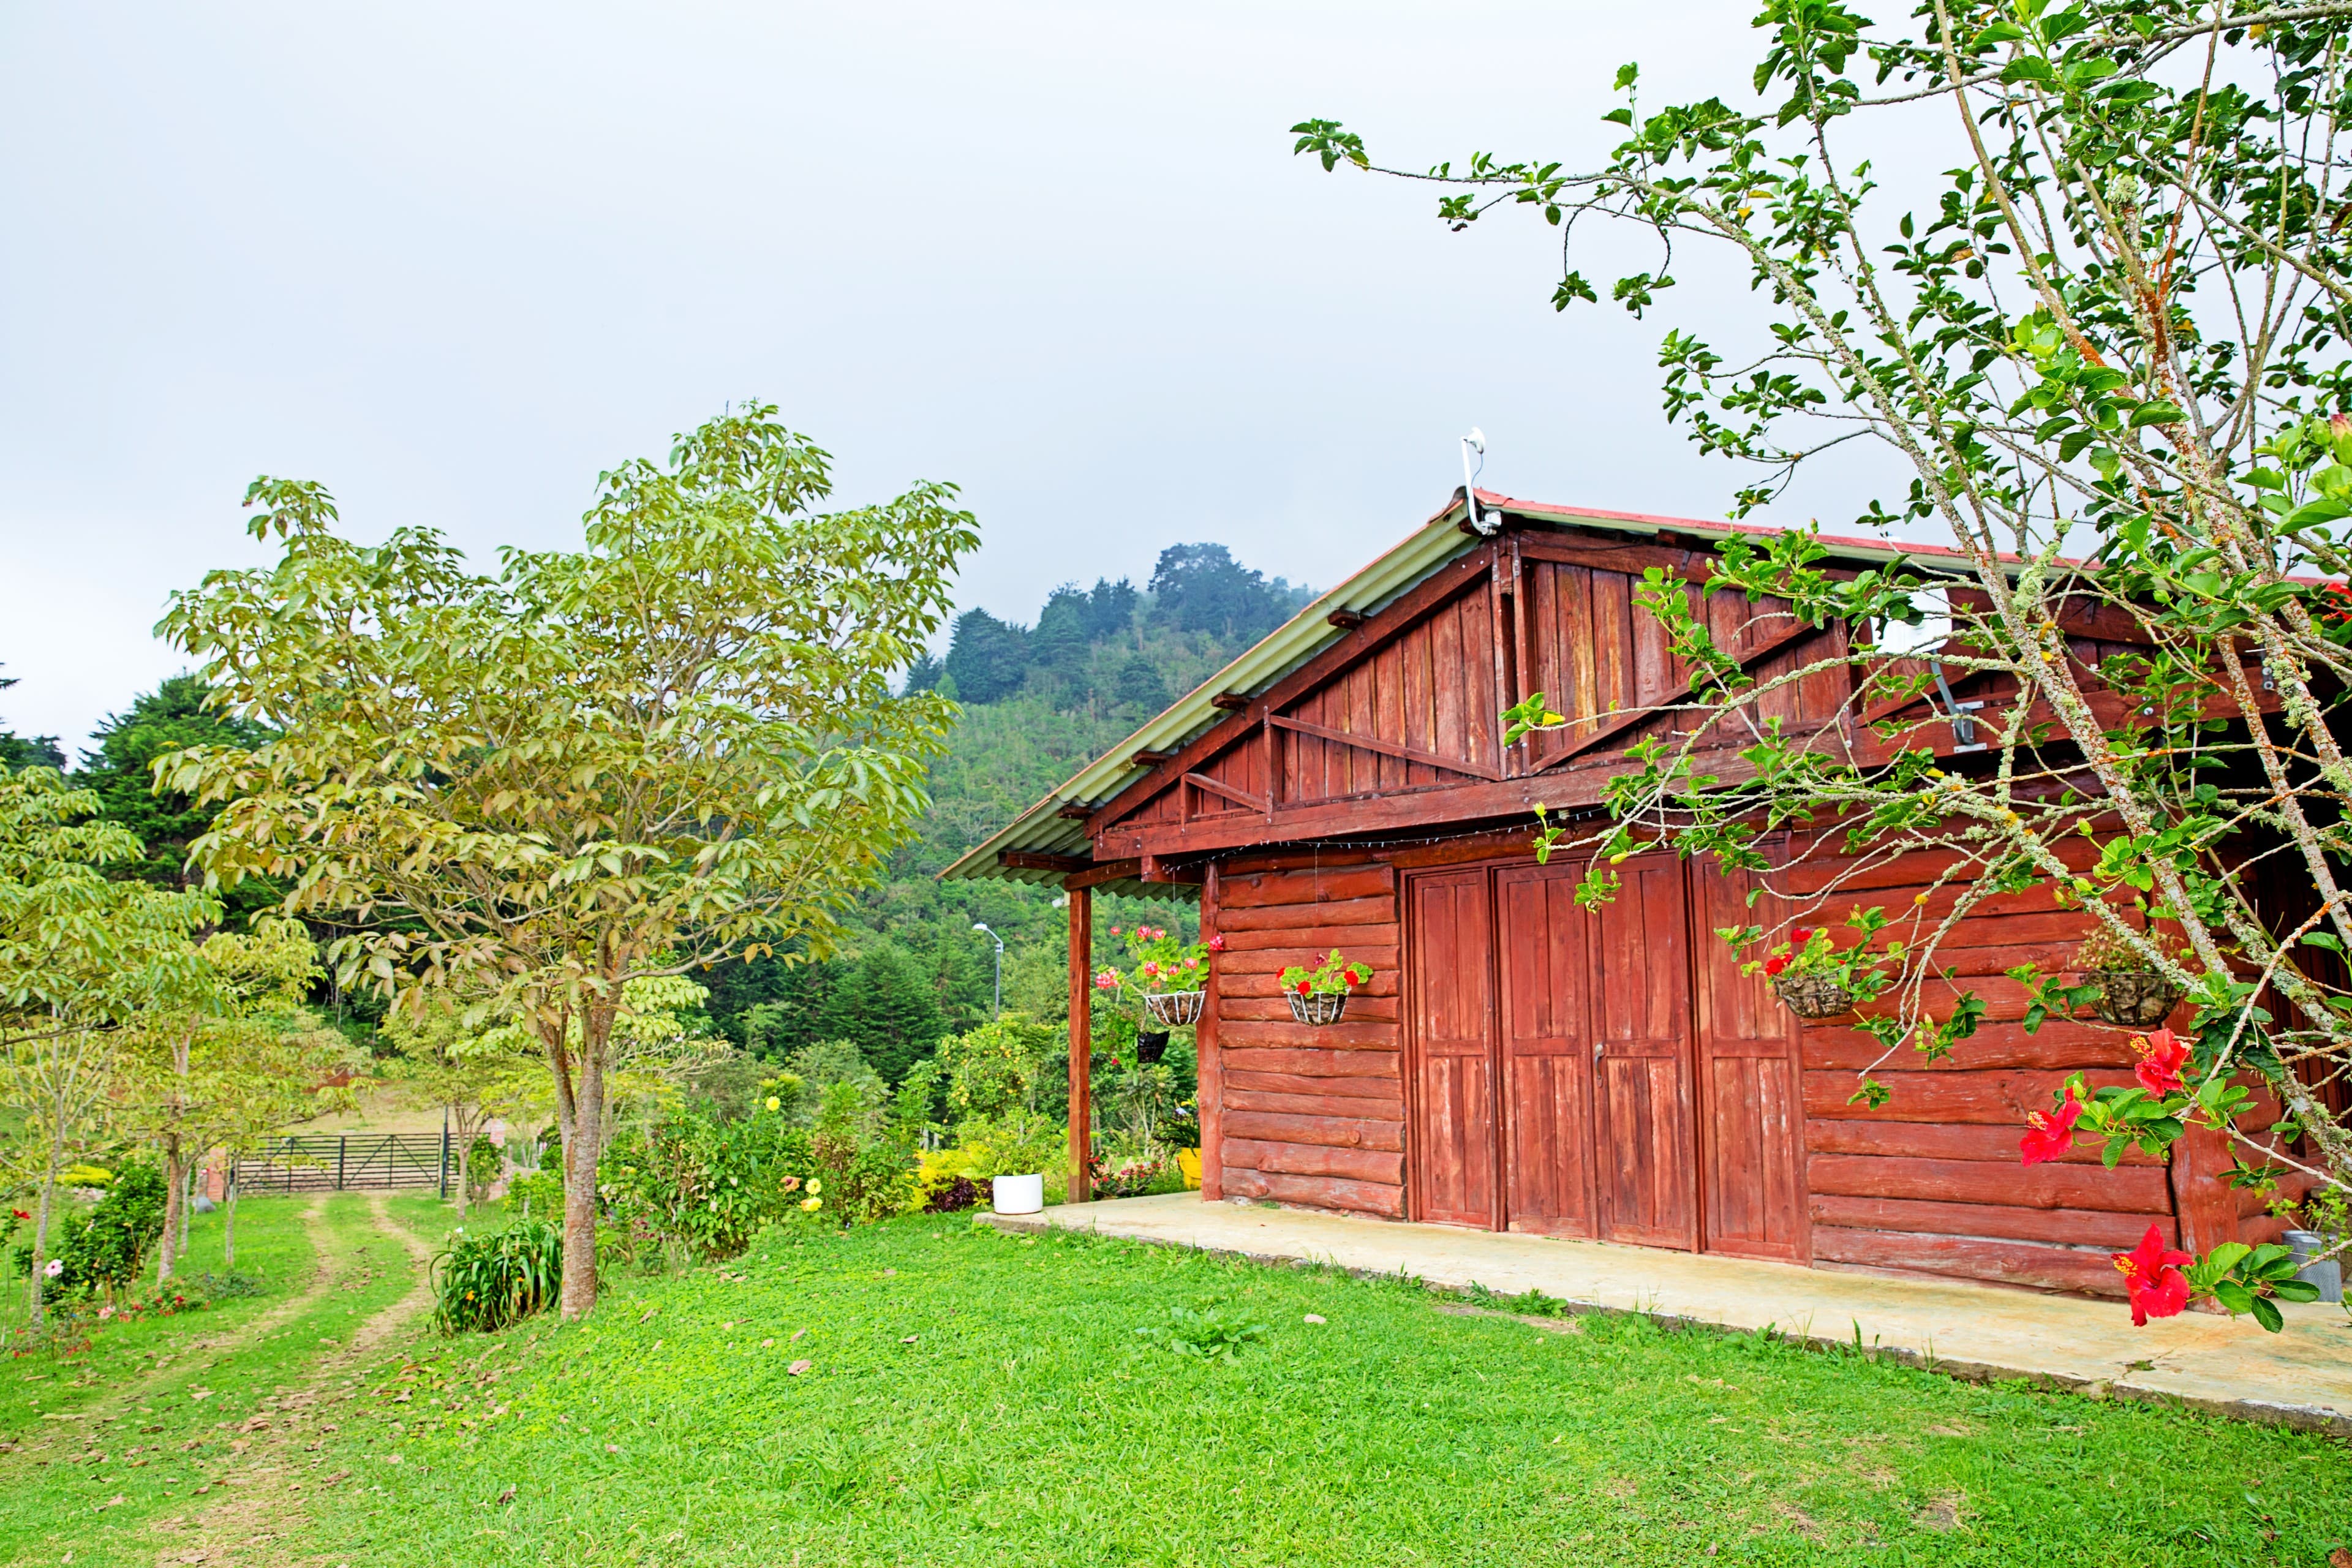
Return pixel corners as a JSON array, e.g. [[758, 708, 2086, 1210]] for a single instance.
[[1205, 862, 1408, 1219]]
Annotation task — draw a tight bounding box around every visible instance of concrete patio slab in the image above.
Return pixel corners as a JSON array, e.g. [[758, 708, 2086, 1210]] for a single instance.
[[982, 1192, 2352, 1435]]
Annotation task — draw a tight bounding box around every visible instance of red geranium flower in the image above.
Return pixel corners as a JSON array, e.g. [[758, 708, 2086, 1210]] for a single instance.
[[2112, 1223, 2193, 1325], [1295, 979, 1312, 996], [2132, 1027, 2190, 1096], [1110, 925, 1123, 936], [1762, 954, 1789, 977], [1206, 933, 1226, 952], [2019, 1090, 2083, 1166], [1791, 927, 1815, 944]]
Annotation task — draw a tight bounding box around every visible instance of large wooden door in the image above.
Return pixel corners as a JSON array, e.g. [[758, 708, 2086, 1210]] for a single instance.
[[1496, 864, 1599, 1236], [1589, 856, 1698, 1249], [1408, 869, 1499, 1227], [1691, 856, 1808, 1261]]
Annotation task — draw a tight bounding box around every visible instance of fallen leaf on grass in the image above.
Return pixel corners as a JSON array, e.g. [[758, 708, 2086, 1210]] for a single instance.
[[2329, 1550, 2350, 1568], [790, 1329, 807, 1342], [1303, 1314, 1327, 1325], [187, 1390, 213, 1402], [638, 1307, 658, 1325], [786, 1360, 812, 1376], [760, 1338, 774, 1348], [900, 1335, 918, 1345], [494, 1483, 515, 1506]]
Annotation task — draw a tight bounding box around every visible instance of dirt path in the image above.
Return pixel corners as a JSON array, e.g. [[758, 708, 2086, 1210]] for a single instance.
[[149, 1195, 437, 1568], [5, 1196, 333, 1461]]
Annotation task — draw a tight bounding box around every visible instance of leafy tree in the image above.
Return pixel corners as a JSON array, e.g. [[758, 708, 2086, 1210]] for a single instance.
[[115, 916, 351, 1281], [78, 674, 277, 921], [1148, 543, 1299, 641], [1112, 655, 1170, 713], [815, 943, 946, 1083], [1030, 586, 1091, 669], [157, 405, 973, 1319], [381, 995, 539, 1221], [0, 671, 64, 774], [943, 608, 1030, 703], [0, 769, 213, 1325], [901, 649, 945, 695], [1084, 577, 1140, 641], [1300, 0, 2352, 1321]]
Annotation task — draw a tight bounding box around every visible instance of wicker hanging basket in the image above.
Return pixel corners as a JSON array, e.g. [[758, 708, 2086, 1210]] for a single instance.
[[1773, 973, 1856, 1020], [1143, 990, 1205, 1028], [2087, 970, 2184, 1028], [1287, 990, 1349, 1027]]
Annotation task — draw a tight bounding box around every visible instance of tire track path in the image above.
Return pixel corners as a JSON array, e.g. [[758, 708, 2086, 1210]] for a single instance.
[[151, 1196, 437, 1568]]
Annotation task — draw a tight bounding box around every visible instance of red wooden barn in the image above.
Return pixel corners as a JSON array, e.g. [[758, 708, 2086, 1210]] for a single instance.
[[944, 491, 2313, 1298]]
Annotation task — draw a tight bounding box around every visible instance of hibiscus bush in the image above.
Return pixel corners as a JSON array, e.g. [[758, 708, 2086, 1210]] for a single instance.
[[2021, 1028, 2322, 1328]]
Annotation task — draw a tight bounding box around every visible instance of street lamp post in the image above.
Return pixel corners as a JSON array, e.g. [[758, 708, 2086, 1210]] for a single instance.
[[972, 922, 1005, 1020]]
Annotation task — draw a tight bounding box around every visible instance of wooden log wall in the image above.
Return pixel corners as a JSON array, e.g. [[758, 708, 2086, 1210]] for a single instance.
[[1783, 837, 2171, 1297], [1206, 859, 1406, 1218]]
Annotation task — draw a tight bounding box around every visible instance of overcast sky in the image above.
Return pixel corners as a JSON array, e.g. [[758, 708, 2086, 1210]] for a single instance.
[[1, 2, 1926, 755]]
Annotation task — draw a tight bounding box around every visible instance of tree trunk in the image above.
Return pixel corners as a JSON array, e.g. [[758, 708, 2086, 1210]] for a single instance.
[[27, 1114, 64, 1329], [157, 1140, 184, 1285], [180, 1162, 195, 1254], [223, 1169, 238, 1270], [556, 1009, 608, 1321]]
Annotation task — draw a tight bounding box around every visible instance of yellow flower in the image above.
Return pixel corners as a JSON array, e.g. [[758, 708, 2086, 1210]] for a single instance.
[[801, 1196, 823, 1212], [764, 1096, 780, 1112], [1914, 892, 1929, 905], [806, 1178, 823, 1196]]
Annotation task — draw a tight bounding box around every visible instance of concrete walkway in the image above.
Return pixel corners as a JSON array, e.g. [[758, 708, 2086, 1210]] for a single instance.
[[983, 1192, 2352, 1435]]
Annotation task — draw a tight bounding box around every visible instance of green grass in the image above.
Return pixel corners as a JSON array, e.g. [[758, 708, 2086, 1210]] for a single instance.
[[301, 1218, 2351, 1567], [0, 1192, 442, 1567]]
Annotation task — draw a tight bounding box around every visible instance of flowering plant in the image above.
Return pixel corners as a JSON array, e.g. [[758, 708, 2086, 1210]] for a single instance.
[[1736, 908, 1902, 1003], [1096, 922, 1221, 997], [2018, 1035, 2323, 1332], [1278, 949, 1371, 998]]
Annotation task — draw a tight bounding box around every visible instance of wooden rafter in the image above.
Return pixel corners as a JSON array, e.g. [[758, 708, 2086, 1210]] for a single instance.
[[1268, 714, 1501, 782], [1185, 771, 1270, 815]]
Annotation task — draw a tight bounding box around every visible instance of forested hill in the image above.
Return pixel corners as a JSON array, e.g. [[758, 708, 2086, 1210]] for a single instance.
[[700, 541, 1313, 1074]]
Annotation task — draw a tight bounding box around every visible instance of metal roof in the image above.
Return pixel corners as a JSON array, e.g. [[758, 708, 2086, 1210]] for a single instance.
[[939, 489, 1975, 890]]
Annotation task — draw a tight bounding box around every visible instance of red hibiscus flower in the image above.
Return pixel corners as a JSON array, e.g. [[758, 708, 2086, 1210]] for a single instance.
[[1207, 933, 1226, 952], [2132, 1027, 2190, 1096], [2019, 1090, 2083, 1166], [1762, 954, 1789, 977], [2111, 1223, 2193, 1325]]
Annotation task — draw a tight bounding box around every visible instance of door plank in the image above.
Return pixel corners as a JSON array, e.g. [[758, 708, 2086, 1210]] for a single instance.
[[1495, 863, 1599, 1237], [1589, 856, 1698, 1248], [1408, 869, 1498, 1227]]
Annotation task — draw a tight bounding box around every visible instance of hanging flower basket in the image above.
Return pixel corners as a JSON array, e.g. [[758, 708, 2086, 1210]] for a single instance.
[[1772, 973, 1855, 1020], [1287, 990, 1349, 1027], [2087, 970, 2184, 1028], [1142, 990, 1204, 1028], [2074, 926, 2187, 1028]]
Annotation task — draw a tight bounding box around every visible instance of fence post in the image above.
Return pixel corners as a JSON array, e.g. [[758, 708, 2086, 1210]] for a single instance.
[[438, 1125, 450, 1200], [336, 1135, 347, 1191]]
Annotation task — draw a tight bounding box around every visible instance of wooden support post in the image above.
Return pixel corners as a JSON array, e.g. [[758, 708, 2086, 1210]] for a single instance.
[[1068, 884, 1093, 1205], [1199, 862, 1223, 1202]]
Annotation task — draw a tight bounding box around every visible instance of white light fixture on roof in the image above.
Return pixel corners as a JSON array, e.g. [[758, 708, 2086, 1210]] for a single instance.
[[1875, 585, 1977, 747], [1461, 429, 1498, 535]]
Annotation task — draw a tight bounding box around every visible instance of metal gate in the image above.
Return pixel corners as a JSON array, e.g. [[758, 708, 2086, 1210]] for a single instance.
[[232, 1133, 457, 1194]]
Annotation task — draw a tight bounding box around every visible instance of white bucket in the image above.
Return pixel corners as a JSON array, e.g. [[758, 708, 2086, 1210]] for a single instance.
[[992, 1173, 1044, 1215]]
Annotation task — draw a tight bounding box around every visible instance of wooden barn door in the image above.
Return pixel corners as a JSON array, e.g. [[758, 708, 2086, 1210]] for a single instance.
[[1689, 857, 1808, 1262], [1495, 863, 1599, 1236], [1407, 869, 1500, 1227], [1589, 856, 1699, 1249]]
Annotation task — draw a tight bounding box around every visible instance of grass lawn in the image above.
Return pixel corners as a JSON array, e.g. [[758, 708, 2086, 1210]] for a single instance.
[[295, 1216, 2351, 1567], [0, 1191, 443, 1568]]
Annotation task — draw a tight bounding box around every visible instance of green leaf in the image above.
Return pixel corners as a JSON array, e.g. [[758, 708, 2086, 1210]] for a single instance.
[[2128, 400, 2185, 429], [2250, 1295, 2284, 1333]]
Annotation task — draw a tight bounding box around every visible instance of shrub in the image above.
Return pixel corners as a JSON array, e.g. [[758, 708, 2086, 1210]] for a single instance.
[[13, 1162, 168, 1295], [431, 1220, 563, 1334], [599, 1107, 816, 1262], [507, 1168, 564, 1221]]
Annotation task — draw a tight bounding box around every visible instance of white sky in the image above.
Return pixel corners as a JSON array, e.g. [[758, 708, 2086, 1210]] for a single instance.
[[1, 2, 1929, 755]]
